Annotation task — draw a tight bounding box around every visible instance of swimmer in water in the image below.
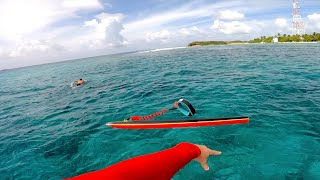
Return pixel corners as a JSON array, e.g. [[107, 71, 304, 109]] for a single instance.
[[75, 79, 85, 86]]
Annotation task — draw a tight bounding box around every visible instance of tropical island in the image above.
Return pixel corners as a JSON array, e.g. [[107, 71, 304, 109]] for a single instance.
[[188, 32, 320, 46]]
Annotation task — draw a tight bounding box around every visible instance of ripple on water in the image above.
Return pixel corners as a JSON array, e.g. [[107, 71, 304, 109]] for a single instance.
[[0, 44, 320, 179]]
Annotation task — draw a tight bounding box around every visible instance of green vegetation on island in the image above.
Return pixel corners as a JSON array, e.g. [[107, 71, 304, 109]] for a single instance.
[[249, 32, 320, 43], [188, 40, 247, 46], [188, 41, 226, 46], [188, 32, 320, 46]]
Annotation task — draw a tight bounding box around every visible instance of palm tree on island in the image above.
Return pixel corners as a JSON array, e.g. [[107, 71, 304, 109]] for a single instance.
[[188, 32, 320, 46]]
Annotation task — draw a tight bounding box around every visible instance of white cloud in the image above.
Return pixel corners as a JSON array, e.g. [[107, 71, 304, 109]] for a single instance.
[[83, 13, 126, 48], [217, 10, 244, 20], [62, 0, 103, 10], [0, 0, 124, 63], [0, 48, 4, 57], [191, 26, 200, 31], [211, 20, 252, 34], [0, 0, 104, 42], [307, 13, 320, 21], [145, 30, 171, 42], [124, 1, 240, 34], [178, 26, 201, 36], [275, 18, 288, 28], [8, 39, 65, 58], [0, 1, 59, 39], [179, 28, 191, 36], [306, 13, 320, 31]]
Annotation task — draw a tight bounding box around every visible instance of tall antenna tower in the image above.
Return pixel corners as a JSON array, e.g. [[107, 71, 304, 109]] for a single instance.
[[292, 0, 304, 35]]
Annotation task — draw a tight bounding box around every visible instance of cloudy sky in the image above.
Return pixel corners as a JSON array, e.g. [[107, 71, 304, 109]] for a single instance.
[[0, 0, 320, 69]]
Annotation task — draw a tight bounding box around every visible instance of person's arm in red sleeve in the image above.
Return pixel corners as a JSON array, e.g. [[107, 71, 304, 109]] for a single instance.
[[66, 142, 221, 180]]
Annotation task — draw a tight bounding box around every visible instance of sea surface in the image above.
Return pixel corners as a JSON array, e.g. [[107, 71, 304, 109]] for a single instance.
[[0, 44, 320, 179]]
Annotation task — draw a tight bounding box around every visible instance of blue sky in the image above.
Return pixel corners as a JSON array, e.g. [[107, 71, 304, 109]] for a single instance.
[[0, 0, 320, 69]]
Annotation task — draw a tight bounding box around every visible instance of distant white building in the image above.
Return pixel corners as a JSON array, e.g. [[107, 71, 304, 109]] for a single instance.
[[272, 37, 278, 43]]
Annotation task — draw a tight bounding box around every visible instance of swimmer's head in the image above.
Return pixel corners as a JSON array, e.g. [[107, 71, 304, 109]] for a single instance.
[[80, 79, 82, 80]]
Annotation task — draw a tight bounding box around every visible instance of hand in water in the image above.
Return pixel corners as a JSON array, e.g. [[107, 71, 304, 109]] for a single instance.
[[193, 144, 222, 171]]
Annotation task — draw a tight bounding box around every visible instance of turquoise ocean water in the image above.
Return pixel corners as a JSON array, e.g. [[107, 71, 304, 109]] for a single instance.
[[0, 44, 320, 179]]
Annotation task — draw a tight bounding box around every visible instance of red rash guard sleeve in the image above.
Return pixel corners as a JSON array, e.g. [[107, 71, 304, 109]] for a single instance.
[[66, 142, 201, 180]]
